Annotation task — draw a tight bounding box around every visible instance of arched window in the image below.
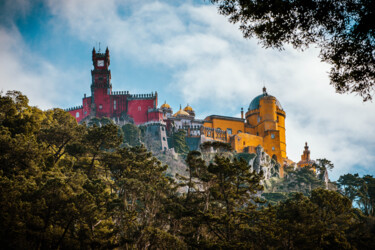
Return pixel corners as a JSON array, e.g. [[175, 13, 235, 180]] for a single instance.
[[76, 112, 79, 118]]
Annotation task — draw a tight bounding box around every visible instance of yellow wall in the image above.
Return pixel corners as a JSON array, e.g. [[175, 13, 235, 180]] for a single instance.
[[203, 117, 245, 135], [231, 133, 263, 153]]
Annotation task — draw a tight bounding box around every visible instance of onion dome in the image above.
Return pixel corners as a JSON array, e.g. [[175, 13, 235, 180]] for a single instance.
[[183, 104, 194, 112], [160, 101, 171, 109], [173, 105, 190, 117], [248, 87, 283, 111]]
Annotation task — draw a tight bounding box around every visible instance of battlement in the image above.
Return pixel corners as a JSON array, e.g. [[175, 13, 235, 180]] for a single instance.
[[65, 105, 83, 111], [111, 91, 129, 95], [128, 92, 156, 100]]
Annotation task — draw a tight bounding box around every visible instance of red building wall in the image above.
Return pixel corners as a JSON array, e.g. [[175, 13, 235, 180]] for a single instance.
[[128, 99, 155, 124], [94, 88, 111, 117], [148, 110, 163, 122], [68, 108, 84, 123]]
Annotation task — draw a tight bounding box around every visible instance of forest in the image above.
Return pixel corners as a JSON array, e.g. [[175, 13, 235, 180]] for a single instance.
[[1, 91, 374, 249]]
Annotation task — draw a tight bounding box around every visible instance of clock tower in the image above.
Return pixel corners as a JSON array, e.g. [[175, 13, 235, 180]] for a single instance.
[[91, 47, 112, 116]]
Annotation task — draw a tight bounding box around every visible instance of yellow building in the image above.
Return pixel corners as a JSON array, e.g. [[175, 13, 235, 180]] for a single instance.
[[202, 87, 288, 176]]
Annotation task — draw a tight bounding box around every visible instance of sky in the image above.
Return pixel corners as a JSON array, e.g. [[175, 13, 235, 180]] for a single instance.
[[1, 0, 374, 180]]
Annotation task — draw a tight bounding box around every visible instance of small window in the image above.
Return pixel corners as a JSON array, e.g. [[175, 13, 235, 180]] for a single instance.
[[256, 132, 259, 136], [227, 128, 232, 135], [76, 112, 79, 118], [163, 137, 166, 141], [138, 106, 141, 111], [271, 134, 275, 139], [99, 104, 103, 110], [84, 111, 87, 115], [243, 141, 245, 146], [114, 100, 117, 110], [161, 127, 165, 131], [272, 147, 275, 151], [237, 130, 242, 134], [257, 116, 260, 123]]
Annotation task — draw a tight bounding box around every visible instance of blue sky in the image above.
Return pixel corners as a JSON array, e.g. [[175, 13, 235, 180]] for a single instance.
[[1, 0, 374, 180]]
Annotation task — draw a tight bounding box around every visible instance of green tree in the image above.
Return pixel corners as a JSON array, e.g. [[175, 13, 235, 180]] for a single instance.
[[211, 0, 375, 101], [282, 166, 324, 195], [173, 129, 190, 155], [177, 151, 264, 248], [275, 189, 356, 249], [122, 123, 141, 146], [0, 91, 117, 249], [338, 173, 375, 216], [105, 145, 184, 249]]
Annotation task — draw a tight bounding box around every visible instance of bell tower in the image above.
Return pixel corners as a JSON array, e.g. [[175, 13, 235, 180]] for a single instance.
[[91, 46, 112, 116]]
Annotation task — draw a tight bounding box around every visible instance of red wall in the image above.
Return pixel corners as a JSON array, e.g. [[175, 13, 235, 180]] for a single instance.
[[128, 99, 155, 124], [68, 108, 84, 123], [94, 88, 111, 117], [148, 110, 163, 122], [109, 94, 128, 116]]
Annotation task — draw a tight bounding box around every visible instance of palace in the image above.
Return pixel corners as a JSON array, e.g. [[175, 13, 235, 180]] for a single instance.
[[66, 48, 295, 176]]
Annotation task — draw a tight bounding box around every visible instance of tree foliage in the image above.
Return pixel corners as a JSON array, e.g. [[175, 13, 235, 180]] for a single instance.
[[211, 0, 375, 101], [338, 173, 375, 216], [1, 91, 374, 248]]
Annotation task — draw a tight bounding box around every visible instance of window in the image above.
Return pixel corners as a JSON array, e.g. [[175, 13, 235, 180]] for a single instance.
[[138, 106, 141, 111], [84, 111, 87, 115], [272, 147, 275, 151], [243, 141, 245, 146], [76, 112, 79, 118], [99, 104, 103, 110], [256, 132, 259, 136], [237, 130, 242, 134], [257, 116, 260, 123], [163, 137, 166, 141], [227, 128, 232, 135], [271, 133, 275, 139], [114, 100, 117, 110]]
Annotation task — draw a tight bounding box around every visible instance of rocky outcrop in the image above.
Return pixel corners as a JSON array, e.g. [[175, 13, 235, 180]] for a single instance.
[[249, 145, 280, 180]]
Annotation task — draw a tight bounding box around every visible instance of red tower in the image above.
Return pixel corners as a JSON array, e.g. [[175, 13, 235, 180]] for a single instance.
[[91, 47, 112, 117]]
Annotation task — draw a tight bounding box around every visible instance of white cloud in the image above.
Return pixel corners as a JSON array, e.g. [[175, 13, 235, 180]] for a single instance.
[[0, 28, 86, 110]]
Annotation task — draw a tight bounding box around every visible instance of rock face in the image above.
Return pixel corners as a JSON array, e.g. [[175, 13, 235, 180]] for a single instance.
[[250, 145, 280, 180]]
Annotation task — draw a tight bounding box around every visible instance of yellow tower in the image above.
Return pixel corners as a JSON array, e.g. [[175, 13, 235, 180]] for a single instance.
[[245, 87, 287, 172]]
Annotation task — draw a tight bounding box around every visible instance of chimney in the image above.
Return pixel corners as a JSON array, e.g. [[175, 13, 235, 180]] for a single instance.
[[241, 107, 244, 119]]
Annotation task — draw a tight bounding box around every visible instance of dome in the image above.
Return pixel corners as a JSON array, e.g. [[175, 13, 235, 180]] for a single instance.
[[183, 104, 194, 112], [248, 87, 283, 111], [173, 109, 190, 117], [160, 101, 171, 109]]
